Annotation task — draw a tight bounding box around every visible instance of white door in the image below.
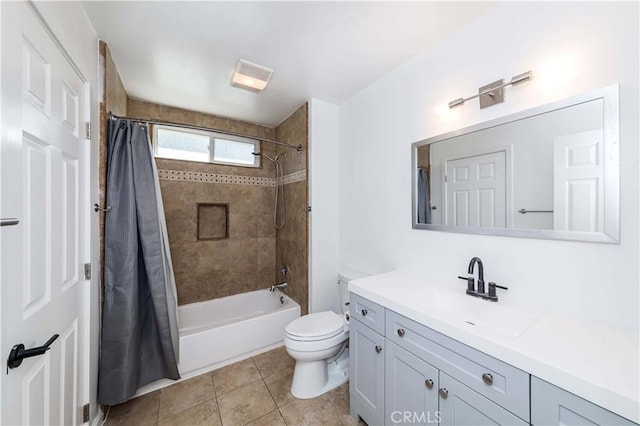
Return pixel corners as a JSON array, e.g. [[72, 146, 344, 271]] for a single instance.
[[445, 151, 506, 228], [553, 130, 604, 232], [1, 2, 90, 424]]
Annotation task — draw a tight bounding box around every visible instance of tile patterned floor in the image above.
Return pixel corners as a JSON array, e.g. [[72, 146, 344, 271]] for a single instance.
[[104, 347, 357, 426]]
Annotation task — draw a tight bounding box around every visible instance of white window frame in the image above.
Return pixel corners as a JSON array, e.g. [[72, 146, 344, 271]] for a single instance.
[[152, 124, 261, 168]]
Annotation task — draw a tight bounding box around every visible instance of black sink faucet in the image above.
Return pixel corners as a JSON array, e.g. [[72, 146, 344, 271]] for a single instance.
[[458, 257, 509, 302], [468, 257, 485, 294]]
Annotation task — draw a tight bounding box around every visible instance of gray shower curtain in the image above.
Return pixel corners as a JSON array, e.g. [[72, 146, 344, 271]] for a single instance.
[[417, 167, 432, 224], [98, 118, 180, 405]]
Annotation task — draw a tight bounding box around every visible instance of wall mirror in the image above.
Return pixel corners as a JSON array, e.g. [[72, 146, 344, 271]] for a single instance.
[[412, 85, 619, 243]]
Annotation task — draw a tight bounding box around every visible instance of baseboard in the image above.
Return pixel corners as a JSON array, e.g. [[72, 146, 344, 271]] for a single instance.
[[90, 410, 102, 426]]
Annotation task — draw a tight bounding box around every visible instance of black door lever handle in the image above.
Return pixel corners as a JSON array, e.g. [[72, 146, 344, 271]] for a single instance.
[[7, 334, 59, 370]]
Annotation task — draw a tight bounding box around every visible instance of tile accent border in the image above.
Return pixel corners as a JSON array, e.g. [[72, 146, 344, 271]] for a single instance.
[[158, 169, 308, 187], [281, 169, 307, 185], [158, 169, 276, 186]]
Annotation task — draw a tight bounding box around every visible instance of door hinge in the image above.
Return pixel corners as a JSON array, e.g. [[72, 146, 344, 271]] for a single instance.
[[82, 404, 90, 423], [444, 175, 448, 183], [84, 122, 91, 140], [84, 263, 91, 280]]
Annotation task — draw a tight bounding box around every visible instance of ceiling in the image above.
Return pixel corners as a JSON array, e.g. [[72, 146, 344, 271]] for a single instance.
[[83, 1, 493, 126]]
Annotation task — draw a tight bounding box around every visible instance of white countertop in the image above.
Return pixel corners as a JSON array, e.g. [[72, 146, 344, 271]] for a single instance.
[[349, 270, 640, 423]]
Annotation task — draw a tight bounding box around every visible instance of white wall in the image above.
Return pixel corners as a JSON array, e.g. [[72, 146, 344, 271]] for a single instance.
[[309, 99, 341, 313], [339, 2, 639, 332], [31, 2, 101, 422]]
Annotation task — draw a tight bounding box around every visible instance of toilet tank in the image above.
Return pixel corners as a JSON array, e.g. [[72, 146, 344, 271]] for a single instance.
[[338, 269, 369, 314]]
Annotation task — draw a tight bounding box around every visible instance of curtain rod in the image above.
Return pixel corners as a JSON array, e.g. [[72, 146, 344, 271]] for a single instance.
[[108, 112, 304, 152]]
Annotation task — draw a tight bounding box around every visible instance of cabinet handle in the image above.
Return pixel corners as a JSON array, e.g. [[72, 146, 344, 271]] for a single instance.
[[482, 373, 494, 385], [425, 379, 434, 389], [375, 345, 382, 353], [0, 218, 19, 227], [361, 309, 368, 316], [439, 388, 448, 399], [397, 328, 405, 337]]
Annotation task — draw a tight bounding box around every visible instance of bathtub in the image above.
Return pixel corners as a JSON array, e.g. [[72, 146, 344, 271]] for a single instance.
[[177, 288, 300, 374]]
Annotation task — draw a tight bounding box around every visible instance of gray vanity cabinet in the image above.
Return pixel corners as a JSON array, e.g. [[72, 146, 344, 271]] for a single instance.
[[439, 372, 527, 426], [350, 314, 386, 425], [350, 293, 636, 425], [385, 341, 439, 425], [531, 377, 637, 426]]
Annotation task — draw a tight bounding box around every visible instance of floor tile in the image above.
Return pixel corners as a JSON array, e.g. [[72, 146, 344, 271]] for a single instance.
[[245, 409, 286, 426], [159, 399, 222, 426], [217, 379, 276, 425], [325, 382, 350, 416], [253, 347, 295, 380], [212, 358, 262, 396], [159, 375, 216, 420], [341, 413, 361, 426], [105, 391, 160, 426], [279, 395, 348, 426], [263, 370, 295, 408], [100, 351, 359, 426]]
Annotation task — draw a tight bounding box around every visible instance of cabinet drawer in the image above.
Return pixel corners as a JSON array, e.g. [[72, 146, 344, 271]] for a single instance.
[[350, 293, 385, 335], [386, 310, 529, 421], [531, 377, 637, 425], [439, 372, 527, 426]]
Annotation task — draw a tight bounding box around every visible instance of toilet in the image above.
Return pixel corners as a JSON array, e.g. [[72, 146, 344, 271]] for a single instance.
[[284, 270, 367, 399]]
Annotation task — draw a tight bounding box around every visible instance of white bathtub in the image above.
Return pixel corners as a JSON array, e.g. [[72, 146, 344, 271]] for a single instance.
[[135, 288, 300, 397], [177, 289, 300, 374]]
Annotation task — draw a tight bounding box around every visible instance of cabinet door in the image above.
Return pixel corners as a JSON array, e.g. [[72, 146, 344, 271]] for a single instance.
[[350, 318, 385, 425], [385, 341, 439, 425], [439, 373, 527, 426], [531, 377, 636, 425]]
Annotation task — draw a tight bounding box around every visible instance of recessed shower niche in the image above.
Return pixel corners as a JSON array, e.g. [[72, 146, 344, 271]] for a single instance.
[[197, 203, 229, 240]]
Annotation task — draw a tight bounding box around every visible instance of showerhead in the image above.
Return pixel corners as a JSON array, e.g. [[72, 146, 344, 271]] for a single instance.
[[252, 152, 277, 163], [252, 152, 286, 229]]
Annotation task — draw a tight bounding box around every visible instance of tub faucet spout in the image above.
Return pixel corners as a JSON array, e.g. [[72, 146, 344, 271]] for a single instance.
[[270, 282, 288, 292]]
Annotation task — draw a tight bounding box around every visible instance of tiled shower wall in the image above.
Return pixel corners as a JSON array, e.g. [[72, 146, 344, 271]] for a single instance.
[[100, 42, 310, 309], [99, 41, 128, 291], [275, 104, 309, 315], [127, 99, 279, 305]]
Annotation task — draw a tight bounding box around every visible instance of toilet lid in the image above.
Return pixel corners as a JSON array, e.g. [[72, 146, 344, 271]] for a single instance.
[[286, 311, 345, 341]]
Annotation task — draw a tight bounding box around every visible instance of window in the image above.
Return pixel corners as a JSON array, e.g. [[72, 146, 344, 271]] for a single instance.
[[153, 125, 260, 167]]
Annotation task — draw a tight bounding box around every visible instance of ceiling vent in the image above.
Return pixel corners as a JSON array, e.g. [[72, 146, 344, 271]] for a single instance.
[[231, 59, 274, 93]]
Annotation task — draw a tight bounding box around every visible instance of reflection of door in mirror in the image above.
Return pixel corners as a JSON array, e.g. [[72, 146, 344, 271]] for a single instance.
[[445, 152, 506, 228], [553, 130, 604, 232]]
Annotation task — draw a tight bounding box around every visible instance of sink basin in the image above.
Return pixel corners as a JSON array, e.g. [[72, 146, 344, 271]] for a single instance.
[[396, 287, 539, 339]]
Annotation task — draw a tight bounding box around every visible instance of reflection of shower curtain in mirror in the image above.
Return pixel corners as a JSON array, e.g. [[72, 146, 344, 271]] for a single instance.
[[418, 167, 431, 224]]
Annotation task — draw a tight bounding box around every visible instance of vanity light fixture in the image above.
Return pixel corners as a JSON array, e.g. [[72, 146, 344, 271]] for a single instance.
[[448, 70, 532, 109], [231, 59, 274, 93]]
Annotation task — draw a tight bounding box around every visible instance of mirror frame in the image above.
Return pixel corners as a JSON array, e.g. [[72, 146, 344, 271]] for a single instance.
[[411, 84, 620, 243]]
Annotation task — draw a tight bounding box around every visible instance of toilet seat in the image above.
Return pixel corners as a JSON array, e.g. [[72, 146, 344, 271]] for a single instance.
[[285, 311, 345, 342]]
